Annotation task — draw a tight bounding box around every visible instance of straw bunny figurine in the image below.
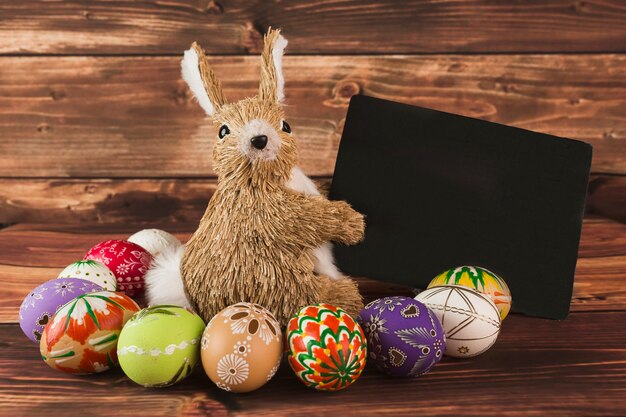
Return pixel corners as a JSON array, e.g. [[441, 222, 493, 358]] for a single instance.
[[145, 28, 365, 324]]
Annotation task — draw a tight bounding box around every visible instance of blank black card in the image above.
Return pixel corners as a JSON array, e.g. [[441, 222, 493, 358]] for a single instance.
[[329, 95, 592, 319]]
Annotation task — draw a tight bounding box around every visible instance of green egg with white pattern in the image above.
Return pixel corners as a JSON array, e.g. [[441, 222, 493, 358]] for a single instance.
[[117, 305, 205, 387], [57, 260, 118, 291]]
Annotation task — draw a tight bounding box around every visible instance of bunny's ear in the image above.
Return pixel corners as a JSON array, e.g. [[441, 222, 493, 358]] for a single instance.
[[259, 28, 288, 103], [181, 42, 227, 116]]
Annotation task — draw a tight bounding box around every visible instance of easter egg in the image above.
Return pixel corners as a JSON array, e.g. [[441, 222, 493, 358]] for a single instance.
[[40, 291, 140, 374], [201, 302, 282, 393], [286, 303, 367, 391], [84, 240, 152, 297], [19, 278, 103, 343], [57, 260, 117, 291], [117, 306, 205, 387], [428, 265, 512, 320], [415, 285, 501, 358], [127, 229, 182, 257], [358, 296, 445, 377]]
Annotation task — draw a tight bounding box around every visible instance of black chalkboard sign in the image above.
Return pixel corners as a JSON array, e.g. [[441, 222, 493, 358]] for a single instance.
[[329, 95, 592, 319]]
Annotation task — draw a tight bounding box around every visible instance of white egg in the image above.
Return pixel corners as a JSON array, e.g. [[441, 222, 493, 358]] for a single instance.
[[415, 285, 501, 358], [128, 229, 182, 257]]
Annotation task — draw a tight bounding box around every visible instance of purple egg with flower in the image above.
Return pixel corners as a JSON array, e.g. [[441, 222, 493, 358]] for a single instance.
[[358, 296, 445, 377], [18, 278, 103, 343]]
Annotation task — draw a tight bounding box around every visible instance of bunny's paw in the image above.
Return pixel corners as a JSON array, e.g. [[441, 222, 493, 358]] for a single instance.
[[333, 201, 365, 245]]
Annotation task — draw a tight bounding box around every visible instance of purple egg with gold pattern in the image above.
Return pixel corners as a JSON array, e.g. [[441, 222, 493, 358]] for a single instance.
[[18, 278, 103, 343], [358, 296, 445, 377]]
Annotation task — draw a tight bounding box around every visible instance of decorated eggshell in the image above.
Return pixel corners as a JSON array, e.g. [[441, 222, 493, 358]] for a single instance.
[[40, 291, 140, 374], [84, 240, 152, 297], [201, 302, 282, 393], [118, 306, 205, 387], [428, 265, 512, 320], [358, 296, 445, 377], [415, 285, 501, 358], [127, 229, 182, 258], [57, 260, 117, 291], [19, 278, 103, 343], [286, 303, 367, 391]]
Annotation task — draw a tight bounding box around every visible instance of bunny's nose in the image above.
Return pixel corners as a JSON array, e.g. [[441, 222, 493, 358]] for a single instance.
[[250, 135, 268, 150]]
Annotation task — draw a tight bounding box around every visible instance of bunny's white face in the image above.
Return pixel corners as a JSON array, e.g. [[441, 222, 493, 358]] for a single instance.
[[209, 98, 298, 183], [220, 118, 285, 162]]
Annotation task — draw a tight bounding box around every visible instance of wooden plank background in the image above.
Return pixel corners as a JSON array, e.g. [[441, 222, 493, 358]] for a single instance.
[[1, 1, 625, 227], [1, 175, 626, 225], [1, 54, 626, 222], [1, 55, 626, 177], [3, 0, 626, 54]]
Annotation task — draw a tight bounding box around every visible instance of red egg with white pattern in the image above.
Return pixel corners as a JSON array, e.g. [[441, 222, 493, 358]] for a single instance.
[[84, 240, 152, 297]]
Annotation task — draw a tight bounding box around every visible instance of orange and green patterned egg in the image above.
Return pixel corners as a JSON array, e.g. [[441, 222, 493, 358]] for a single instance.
[[40, 291, 140, 374], [428, 266, 512, 320], [286, 303, 367, 391]]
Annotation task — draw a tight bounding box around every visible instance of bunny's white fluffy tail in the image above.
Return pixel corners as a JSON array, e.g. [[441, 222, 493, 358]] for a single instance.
[[144, 244, 192, 308]]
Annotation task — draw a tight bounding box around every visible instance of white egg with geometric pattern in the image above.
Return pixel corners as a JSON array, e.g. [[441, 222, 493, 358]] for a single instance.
[[415, 285, 501, 358], [57, 260, 117, 291]]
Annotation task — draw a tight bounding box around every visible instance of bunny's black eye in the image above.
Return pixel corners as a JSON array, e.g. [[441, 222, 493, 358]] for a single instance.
[[218, 124, 230, 140], [281, 120, 291, 134]]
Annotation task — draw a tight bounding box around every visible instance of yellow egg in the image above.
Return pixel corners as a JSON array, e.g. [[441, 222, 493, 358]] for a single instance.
[[428, 265, 512, 320], [200, 302, 282, 393]]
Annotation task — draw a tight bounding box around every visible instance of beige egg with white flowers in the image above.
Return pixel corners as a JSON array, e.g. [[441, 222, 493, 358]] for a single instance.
[[201, 302, 283, 393]]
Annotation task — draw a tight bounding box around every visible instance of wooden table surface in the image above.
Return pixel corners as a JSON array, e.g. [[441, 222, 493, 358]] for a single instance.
[[1, 219, 625, 417]]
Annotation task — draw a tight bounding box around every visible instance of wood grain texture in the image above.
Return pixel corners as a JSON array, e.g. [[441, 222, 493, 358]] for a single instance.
[[1, 218, 624, 323], [2, 0, 626, 55], [2, 311, 626, 417], [0, 178, 329, 224], [2, 54, 626, 178], [587, 175, 626, 223], [0, 178, 220, 225], [0, 175, 623, 225]]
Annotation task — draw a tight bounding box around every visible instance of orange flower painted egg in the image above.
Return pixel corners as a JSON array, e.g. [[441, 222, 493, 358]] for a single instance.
[[286, 303, 367, 391], [40, 291, 140, 374], [201, 303, 283, 393]]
